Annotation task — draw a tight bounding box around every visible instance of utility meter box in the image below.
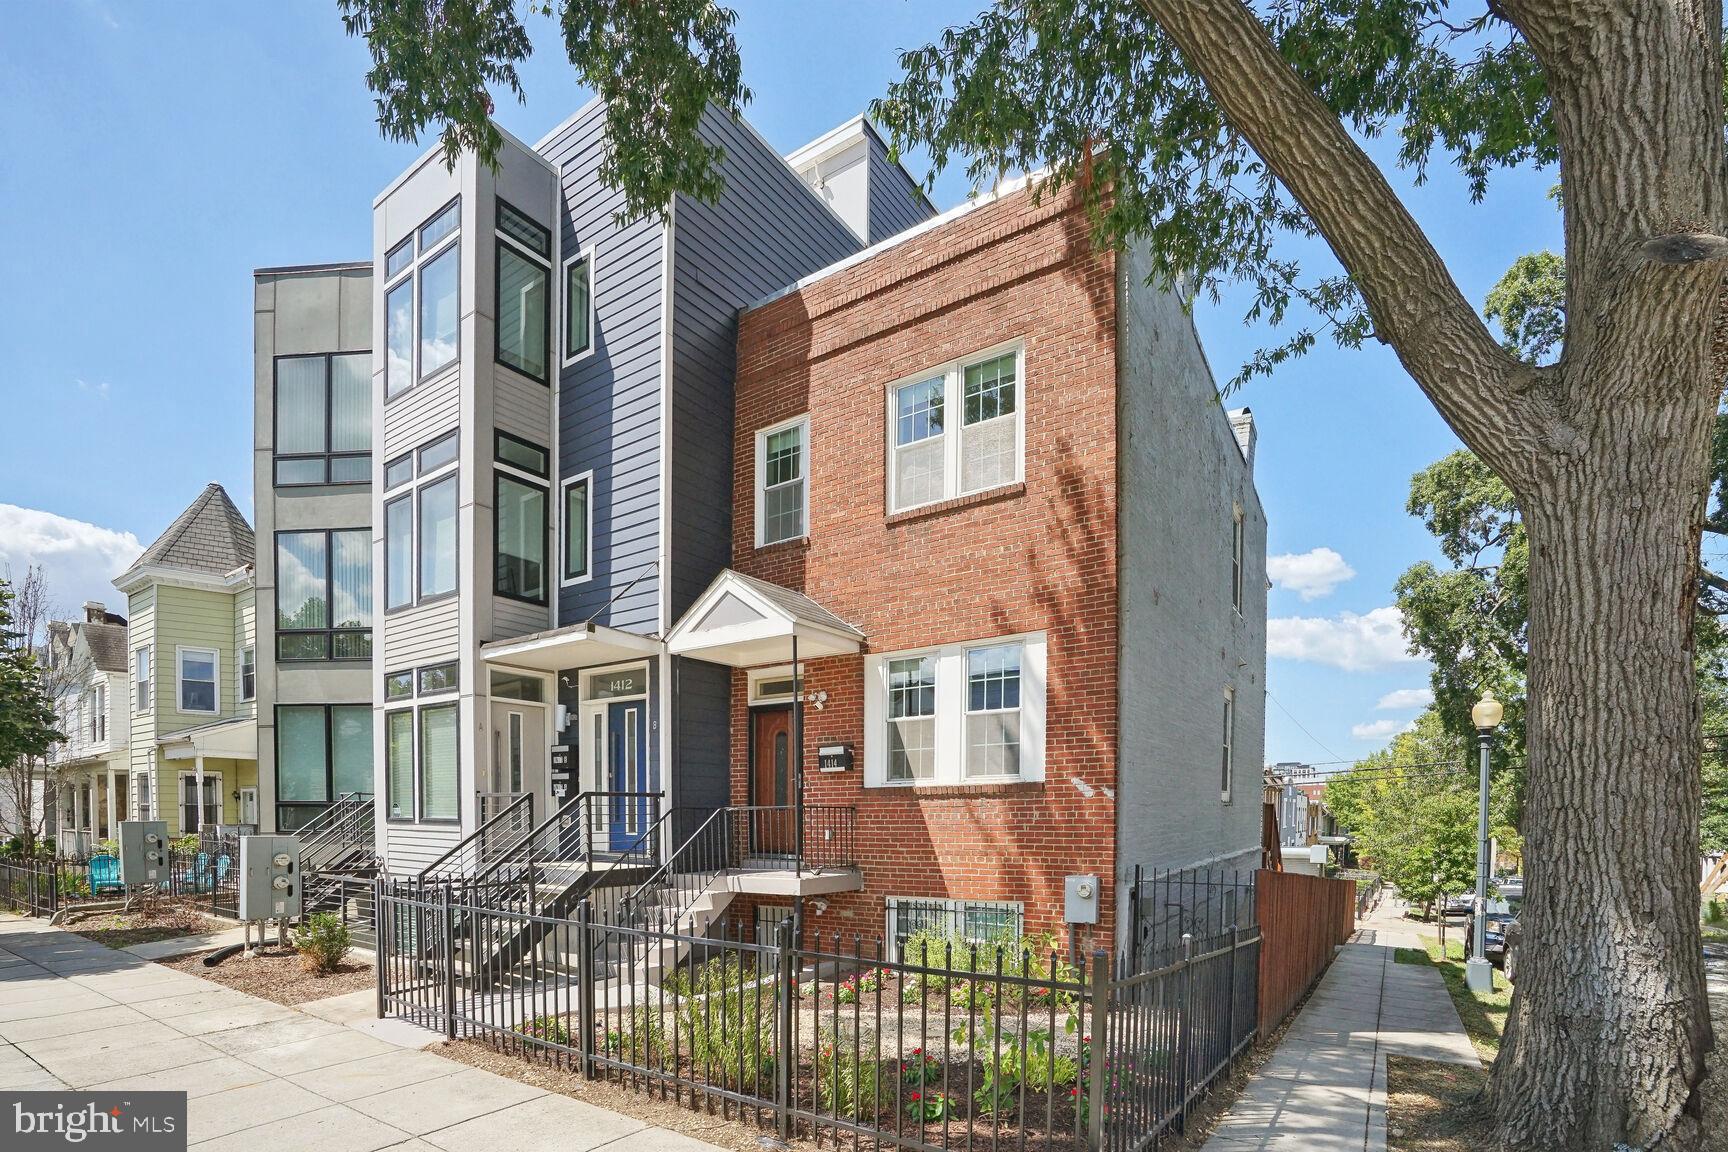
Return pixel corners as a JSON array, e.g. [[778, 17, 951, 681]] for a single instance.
[[238, 835, 301, 922], [1064, 874, 1100, 925], [118, 820, 169, 887]]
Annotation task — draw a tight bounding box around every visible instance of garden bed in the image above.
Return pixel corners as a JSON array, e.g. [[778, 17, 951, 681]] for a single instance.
[[157, 942, 374, 1006], [63, 902, 228, 949]]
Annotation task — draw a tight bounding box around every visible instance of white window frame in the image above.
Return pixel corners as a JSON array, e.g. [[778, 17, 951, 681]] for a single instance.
[[863, 632, 1046, 788], [1231, 503, 1245, 616], [239, 645, 256, 702], [132, 772, 151, 820], [754, 415, 810, 547], [885, 340, 1026, 515], [885, 896, 1026, 960], [175, 646, 220, 716], [748, 664, 805, 706], [176, 770, 223, 832], [560, 470, 595, 587], [135, 646, 152, 714], [1221, 688, 1236, 803], [562, 245, 597, 366]]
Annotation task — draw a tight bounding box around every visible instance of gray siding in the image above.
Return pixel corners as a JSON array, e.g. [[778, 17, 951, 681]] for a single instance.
[[547, 102, 666, 633], [863, 126, 936, 244], [1114, 241, 1267, 951], [666, 105, 862, 622], [671, 656, 731, 825]]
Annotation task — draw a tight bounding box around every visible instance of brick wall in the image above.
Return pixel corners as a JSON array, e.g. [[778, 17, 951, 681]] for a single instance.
[[730, 180, 1120, 954]]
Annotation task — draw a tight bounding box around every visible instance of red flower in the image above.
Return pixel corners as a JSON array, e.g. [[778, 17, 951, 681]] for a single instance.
[[910, 1092, 922, 1101]]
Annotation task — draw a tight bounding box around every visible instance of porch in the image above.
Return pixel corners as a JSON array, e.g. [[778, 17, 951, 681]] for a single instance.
[[157, 716, 260, 836]]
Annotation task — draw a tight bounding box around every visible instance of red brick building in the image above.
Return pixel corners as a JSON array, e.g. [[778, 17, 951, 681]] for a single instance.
[[665, 175, 1266, 960]]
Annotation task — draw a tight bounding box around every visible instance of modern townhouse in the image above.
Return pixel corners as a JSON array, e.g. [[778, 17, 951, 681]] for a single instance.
[[364, 102, 931, 876], [253, 261, 376, 833], [44, 602, 130, 854], [114, 484, 260, 836], [659, 175, 1268, 956]]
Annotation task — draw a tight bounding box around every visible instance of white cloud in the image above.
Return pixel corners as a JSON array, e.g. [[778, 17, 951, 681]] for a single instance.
[[1267, 606, 1420, 672], [1267, 547, 1356, 601], [0, 504, 143, 618], [74, 378, 111, 399], [1351, 718, 1416, 741], [1375, 687, 1434, 711]]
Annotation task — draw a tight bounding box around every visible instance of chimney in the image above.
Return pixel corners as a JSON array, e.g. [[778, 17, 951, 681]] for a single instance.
[[1227, 407, 1257, 472], [83, 601, 107, 624]]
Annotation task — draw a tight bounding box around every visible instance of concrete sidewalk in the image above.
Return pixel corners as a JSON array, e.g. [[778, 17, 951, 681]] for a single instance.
[[1198, 901, 1478, 1151], [0, 915, 724, 1151]]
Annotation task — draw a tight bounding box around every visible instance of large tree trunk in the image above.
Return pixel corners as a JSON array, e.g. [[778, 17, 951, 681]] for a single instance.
[[1492, 398, 1716, 1149]]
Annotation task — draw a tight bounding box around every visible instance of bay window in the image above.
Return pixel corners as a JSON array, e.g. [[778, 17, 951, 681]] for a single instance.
[[888, 343, 1024, 513], [385, 431, 459, 610], [384, 197, 462, 399], [495, 200, 551, 383], [386, 709, 414, 821], [495, 473, 547, 603], [419, 703, 459, 822], [276, 529, 371, 661]]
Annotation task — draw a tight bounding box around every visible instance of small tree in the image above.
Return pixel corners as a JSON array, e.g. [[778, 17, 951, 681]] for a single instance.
[[0, 572, 63, 857]]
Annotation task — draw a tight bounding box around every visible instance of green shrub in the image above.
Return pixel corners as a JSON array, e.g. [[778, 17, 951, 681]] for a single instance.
[[517, 1015, 572, 1045], [817, 1035, 886, 1122], [292, 912, 352, 975], [604, 1006, 666, 1061], [1705, 897, 1726, 925]]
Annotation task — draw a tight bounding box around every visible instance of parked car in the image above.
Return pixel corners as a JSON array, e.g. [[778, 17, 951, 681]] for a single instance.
[[1501, 918, 1523, 982], [1466, 912, 1518, 968], [1495, 875, 1525, 902], [1441, 893, 1475, 917]]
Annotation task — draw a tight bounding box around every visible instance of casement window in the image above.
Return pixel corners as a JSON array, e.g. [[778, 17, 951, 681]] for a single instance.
[[239, 646, 255, 702], [276, 529, 372, 661], [273, 352, 371, 486], [276, 705, 373, 830], [887, 343, 1024, 513], [563, 249, 594, 363], [755, 416, 808, 547], [886, 896, 1025, 959], [1231, 505, 1245, 615], [494, 432, 549, 605], [865, 633, 1046, 787], [178, 773, 221, 833], [384, 197, 462, 399], [562, 474, 592, 584], [495, 200, 551, 383], [384, 432, 459, 611], [134, 647, 151, 713], [1221, 689, 1235, 802], [177, 647, 219, 715]]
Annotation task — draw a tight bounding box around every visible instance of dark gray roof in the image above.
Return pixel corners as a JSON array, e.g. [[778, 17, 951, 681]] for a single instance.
[[724, 570, 864, 638], [81, 621, 129, 674], [119, 484, 254, 583]]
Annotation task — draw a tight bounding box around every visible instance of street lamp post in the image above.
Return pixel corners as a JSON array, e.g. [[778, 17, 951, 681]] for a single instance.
[[1467, 689, 1503, 993]]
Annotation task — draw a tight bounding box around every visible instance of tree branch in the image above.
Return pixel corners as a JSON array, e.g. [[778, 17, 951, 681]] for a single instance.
[[1135, 0, 1580, 476]]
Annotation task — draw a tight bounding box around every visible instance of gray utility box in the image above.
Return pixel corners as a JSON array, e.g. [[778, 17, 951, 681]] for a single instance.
[[1063, 874, 1101, 925], [118, 820, 169, 887], [238, 835, 302, 922]]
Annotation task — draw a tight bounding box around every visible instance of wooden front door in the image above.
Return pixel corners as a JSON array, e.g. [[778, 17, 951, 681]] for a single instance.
[[751, 707, 794, 855]]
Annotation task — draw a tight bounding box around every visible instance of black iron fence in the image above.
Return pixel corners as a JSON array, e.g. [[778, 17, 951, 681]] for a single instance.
[[1125, 866, 1258, 975], [0, 837, 241, 920], [375, 885, 1259, 1151]]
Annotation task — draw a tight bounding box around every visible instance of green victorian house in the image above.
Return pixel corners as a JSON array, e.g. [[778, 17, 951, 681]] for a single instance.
[[113, 484, 260, 835]]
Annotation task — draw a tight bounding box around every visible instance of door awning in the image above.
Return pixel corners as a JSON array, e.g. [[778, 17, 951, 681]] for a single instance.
[[481, 620, 664, 673], [665, 569, 864, 668], [159, 716, 257, 761]]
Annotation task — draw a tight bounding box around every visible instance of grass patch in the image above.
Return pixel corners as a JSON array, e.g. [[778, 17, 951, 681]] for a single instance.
[[1396, 938, 1510, 1064], [1385, 1053, 1492, 1151]]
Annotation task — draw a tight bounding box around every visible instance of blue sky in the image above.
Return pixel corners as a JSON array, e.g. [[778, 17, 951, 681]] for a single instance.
[[0, 1, 1562, 766]]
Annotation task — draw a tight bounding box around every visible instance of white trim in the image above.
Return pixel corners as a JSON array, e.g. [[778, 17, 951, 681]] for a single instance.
[[134, 645, 153, 714], [1221, 688, 1236, 804], [748, 664, 805, 705], [175, 645, 221, 717], [885, 339, 1026, 515], [561, 246, 597, 367], [175, 769, 223, 831], [238, 645, 255, 703], [114, 564, 251, 596], [754, 415, 810, 548], [560, 471, 596, 587]]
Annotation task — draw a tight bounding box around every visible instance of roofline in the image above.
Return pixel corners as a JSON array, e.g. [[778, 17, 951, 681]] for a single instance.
[[746, 169, 1045, 312], [253, 261, 372, 277], [114, 563, 253, 597], [373, 118, 560, 210], [783, 114, 938, 220]]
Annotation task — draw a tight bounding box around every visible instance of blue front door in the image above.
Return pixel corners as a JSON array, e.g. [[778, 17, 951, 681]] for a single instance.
[[607, 700, 649, 851]]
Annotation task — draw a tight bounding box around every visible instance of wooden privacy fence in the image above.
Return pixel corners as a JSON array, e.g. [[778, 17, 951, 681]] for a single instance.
[[1255, 869, 1356, 1032]]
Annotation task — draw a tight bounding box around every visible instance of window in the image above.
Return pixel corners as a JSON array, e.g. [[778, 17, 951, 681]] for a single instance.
[[134, 647, 151, 713], [419, 703, 459, 821], [887, 344, 1024, 513], [178, 773, 221, 833], [276, 529, 372, 661], [562, 474, 591, 584], [886, 897, 1024, 960], [177, 647, 218, 715], [86, 685, 105, 743], [385, 670, 415, 701], [132, 772, 150, 820], [240, 647, 255, 702], [384, 197, 462, 399], [564, 249, 594, 362], [964, 645, 1021, 778], [1221, 689, 1235, 802], [1231, 507, 1245, 614], [886, 656, 936, 782], [755, 417, 808, 546], [386, 433, 460, 611], [496, 200, 551, 383], [495, 435, 549, 605], [385, 709, 414, 821], [418, 662, 458, 695], [277, 705, 374, 828], [274, 353, 371, 486], [496, 431, 548, 477], [866, 634, 1046, 787]]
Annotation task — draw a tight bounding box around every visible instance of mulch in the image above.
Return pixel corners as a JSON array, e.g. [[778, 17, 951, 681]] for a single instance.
[[156, 942, 375, 1006], [64, 904, 227, 950], [1385, 1055, 1493, 1152]]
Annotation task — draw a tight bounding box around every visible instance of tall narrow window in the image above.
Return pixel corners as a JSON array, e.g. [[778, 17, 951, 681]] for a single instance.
[[420, 243, 460, 377], [960, 353, 1017, 493], [1221, 690, 1236, 801], [964, 644, 1022, 778], [495, 472, 548, 604], [564, 252, 593, 361], [892, 377, 946, 510], [1231, 508, 1245, 614], [134, 647, 151, 713], [420, 474, 458, 599], [385, 278, 414, 398], [178, 648, 218, 715], [563, 476, 591, 582], [757, 418, 808, 546], [385, 198, 463, 400], [496, 201, 551, 383], [385, 495, 413, 610], [332, 706, 374, 797], [386, 709, 414, 821], [419, 704, 459, 821], [239, 646, 255, 702], [886, 656, 936, 782]]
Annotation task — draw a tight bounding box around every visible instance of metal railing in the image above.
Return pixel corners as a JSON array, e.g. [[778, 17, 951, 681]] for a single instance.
[[305, 872, 378, 948], [461, 790, 664, 905], [299, 792, 375, 873], [376, 885, 1261, 1152], [1125, 865, 1258, 975], [420, 792, 535, 883]]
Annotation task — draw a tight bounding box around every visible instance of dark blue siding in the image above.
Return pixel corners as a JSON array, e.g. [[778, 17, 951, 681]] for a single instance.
[[864, 125, 937, 244], [671, 656, 731, 838]]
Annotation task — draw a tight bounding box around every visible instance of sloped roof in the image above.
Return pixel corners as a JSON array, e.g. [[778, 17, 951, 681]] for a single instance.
[[722, 570, 863, 640], [81, 621, 129, 674], [117, 484, 254, 584]]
